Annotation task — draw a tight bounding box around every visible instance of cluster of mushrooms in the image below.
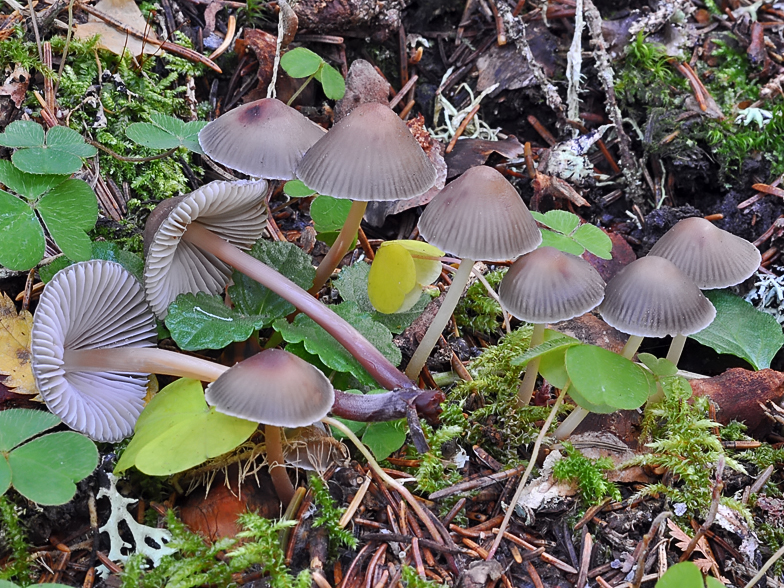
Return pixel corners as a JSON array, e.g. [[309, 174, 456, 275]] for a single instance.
[[27, 87, 762, 504]]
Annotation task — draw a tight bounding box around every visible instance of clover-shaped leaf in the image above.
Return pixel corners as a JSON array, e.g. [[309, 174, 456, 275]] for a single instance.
[[283, 179, 316, 197], [531, 210, 612, 259], [126, 114, 208, 154], [114, 378, 257, 476], [280, 47, 346, 100], [0, 409, 98, 505], [0, 121, 97, 175]]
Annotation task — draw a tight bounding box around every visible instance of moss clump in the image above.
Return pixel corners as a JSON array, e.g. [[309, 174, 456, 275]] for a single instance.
[[454, 268, 506, 335], [407, 404, 465, 496], [309, 476, 358, 552], [553, 442, 621, 506], [0, 495, 32, 585]]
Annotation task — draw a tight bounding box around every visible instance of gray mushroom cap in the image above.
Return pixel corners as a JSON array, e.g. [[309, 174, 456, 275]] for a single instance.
[[599, 255, 716, 338], [31, 260, 157, 443], [498, 247, 605, 323], [648, 216, 761, 289], [296, 102, 437, 201], [143, 179, 269, 319], [205, 349, 335, 428], [417, 165, 542, 261], [198, 98, 326, 180]]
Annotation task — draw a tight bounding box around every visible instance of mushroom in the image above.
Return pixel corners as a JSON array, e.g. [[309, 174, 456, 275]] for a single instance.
[[647, 216, 761, 365], [144, 179, 414, 391], [198, 98, 326, 180], [296, 102, 437, 293], [205, 348, 334, 504], [498, 247, 605, 406], [406, 165, 542, 380]]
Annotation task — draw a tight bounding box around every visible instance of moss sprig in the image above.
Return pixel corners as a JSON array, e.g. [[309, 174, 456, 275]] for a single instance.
[[309, 476, 358, 551], [0, 495, 32, 585], [552, 442, 621, 506]]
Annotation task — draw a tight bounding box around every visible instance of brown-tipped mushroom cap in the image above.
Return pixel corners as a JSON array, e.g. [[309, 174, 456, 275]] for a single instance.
[[499, 247, 605, 323], [144, 179, 268, 319], [296, 102, 436, 201], [31, 260, 157, 443], [599, 256, 716, 338], [205, 349, 335, 428], [648, 216, 761, 289], [417, 165, 541, 261], [198, 98, 326, 180]]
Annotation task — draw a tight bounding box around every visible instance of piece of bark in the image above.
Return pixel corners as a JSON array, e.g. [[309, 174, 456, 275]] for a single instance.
[[444, 136, 525, 179]]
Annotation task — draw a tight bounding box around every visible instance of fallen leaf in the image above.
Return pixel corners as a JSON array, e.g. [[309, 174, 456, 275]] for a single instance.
[[0, 292, 37, 397], [0, 64, 29, 108], [74, 0, 160, 57]]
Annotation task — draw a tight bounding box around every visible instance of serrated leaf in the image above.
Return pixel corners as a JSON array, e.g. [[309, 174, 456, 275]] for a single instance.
[[0, 160, 68, 200], [125, 114, 207, 153], [539, 229, 584, 256], [165, 292, 272, 350], [0, 120, 44, 147], [273, 301, 400, 385], [37, 179, 98, 261], [336, 262, 428, 333], [115, 378, 257, 476], [281, 47, 323, 78], [0, 190, 45, 270], [572, 223, 612, 259], [311, 195, 352, 233], [691, 289, 784, 370], [0, 293, 36, 396], [316, 63, 346, 100], [283, 179, 316, 197], [531, 210, 580, 234], [229, 240, 315, 320], [0, 409, 60, 452]]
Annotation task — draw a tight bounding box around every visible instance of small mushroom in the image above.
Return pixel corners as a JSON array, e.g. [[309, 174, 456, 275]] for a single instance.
[[498, 247, 605, 406], [198, 98, 326, 180], [407, 165, 541, 380], [648, 216, 761, 364], [297, 102, 437, 293]]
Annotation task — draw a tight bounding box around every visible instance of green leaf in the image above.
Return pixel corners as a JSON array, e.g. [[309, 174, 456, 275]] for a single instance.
[[532, 330, 580, 389], [0, 190, 44, 270], [572, 224, 612, 259], [0, 160, 68, 200], [655, 562, 706, 588], [0, 120, 44, 147], [9, 431, 98, 505], [115, 378, 257, 475], [511, 335, 580, 367], [283, 179, 316, 197], [0, 458, 10, 497], [565, 344, 654, 412], [37, 179, 98, 262], [316, 63, 346, 100], [273, 301, 400, 385], [362, 419, 406, 461], [637, 353, 678, 377], [229, 240, 316, 319], [531, 210, 580, 234], [0, 408, 60, 452], [125, 114, 207, 154], [311, 195, 352, 233], [691, 289, 784, 370], [38, 242, 144, 283], [281, 47, 323, 78], [165, 292, 272, 350], [539, 229, 584, 256], [10, 125, 97, 175]]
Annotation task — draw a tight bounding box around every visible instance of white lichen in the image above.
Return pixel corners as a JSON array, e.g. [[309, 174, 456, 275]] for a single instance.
[[745, 271, 784, 324]]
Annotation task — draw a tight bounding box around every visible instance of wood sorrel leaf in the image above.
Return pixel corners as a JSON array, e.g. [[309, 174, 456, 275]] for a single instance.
[[0, 120, 44, 147], [0, 190, 45, 270], [115, 378, 257, 476], [531, 209, 612, 259], [3, 123, 97, 175], [283, 179, 316, 197], [572, 223, 612, 259], [311, 195, 352, 233], [531, 210, 580, 234], [691, 289, 784, 370], [125, 114, 207, 153], [538, 230, 584, 256], [315, 62, 346, 100], [281, 47, 323, 78], [0, 160, 68, 200], [37, 179, 98, 262], [655, 562, 723, 588]]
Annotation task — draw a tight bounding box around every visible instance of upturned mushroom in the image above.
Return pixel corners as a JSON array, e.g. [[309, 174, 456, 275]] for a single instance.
[[648, 216, 761, 365], [296, 102, 437, 293], [205, 348, 334, 504], [498, 247, 605, 406], [407, 165, 542, 380]]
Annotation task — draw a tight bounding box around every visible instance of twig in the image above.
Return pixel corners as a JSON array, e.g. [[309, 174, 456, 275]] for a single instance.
[[576, 531, 592, 588], [339, 473, 372, 528], [87, 139, 177, 162], [631, 512, 671, 588], [208, 14, 235, 60], [389, 74, 418, 110], [679, 457, 724, 562], [429, 465, 526, 499], [744, 543, 784, 588], [446, 102, 481, 153]]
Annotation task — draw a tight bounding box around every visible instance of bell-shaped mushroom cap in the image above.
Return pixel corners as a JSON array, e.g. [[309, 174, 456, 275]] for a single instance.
[[205, 349, 335, 428], [296, 102, 436, 201], [599, 256, 716, 338], [31, 260, 157, 443], [417, 166, 542, 261], [648, 216, 761, 289], [198, 98, 326, 180], [499, 247, 605, 323], [144, 179, 268, 319]]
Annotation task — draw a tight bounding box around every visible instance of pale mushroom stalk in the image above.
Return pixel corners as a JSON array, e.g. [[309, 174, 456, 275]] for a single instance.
[[517, 323, 546, 406], [310, 201, 368, 294], [666, 334, 687, 365], [182, 221, 413, 390], [553, 404, 588, 440], [621, 335, 645, 360], [406, 258, 475, 381], [62, 347, 228, 381], [265, 425, 295, 505]]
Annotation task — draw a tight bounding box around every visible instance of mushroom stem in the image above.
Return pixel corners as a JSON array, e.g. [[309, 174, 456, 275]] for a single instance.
[[406, 259, 475, 381], [621, 335, 644, 360], [310, 201, 368, 294], [553, 404, 589, 440], [62, 348, 229, 381], [666, 334, 687, 366], [517, 323, 545, 407], [182, 221, 413, 390], [265, 425, 295, 505]]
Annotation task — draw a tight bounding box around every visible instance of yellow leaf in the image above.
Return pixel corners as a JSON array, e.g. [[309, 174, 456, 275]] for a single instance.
[[396, 240, 444, 287], [0, 292, 38, 397], [368, 242, 417, 314]]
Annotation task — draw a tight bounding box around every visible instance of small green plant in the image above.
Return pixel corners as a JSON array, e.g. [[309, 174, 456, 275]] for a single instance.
[[0, 581, 71, 588], [655, 562, 724, 588], [332, 397, 407, 461], [309, 476, 358, 550], [408, 409, 464, 496], [552, 442, 620, 505], [455, 268, 506, 335], [125, 114, 208, 154], [400, 564, 443, 588], [530, 210, 612, 260], [280, 47, 346, 102], [0, 496, 32, 584], [0, 121, 97, 175], [616, 33, 688, 110]]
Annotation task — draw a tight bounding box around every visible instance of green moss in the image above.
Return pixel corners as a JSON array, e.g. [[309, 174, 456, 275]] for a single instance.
[[400, 564, 443, 588], [454, 269, 506, 335], [309, 476, 358, 551], [616, 34, 689, 111], [406, 404, 465, 496], [0, 495, 32, 585], [552, 442, 621, 506]]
